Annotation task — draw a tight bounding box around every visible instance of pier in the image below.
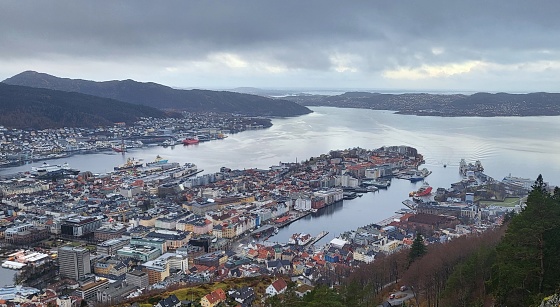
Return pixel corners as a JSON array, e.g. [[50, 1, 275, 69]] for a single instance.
[[376, 214, 404, 226], [276, 211, 311, 228], [402, 199, 417, 210], [251, 225, 277, 239], [308, 231, 329, 246]]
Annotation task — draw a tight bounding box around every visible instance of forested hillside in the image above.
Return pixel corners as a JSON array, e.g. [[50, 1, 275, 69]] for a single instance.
[[264, 176, 560, 307], [3, 71, 313, 117], [0, 83, 171, 129]]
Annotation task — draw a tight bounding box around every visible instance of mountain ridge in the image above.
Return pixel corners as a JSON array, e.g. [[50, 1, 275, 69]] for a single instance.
[[0, 83, 173, 129], [3, 71, 312, 117]]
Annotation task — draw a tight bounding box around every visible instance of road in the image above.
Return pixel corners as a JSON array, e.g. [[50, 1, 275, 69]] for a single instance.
[[378, 289, 415, 306]]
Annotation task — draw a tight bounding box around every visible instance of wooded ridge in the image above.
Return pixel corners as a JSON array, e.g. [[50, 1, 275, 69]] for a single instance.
[[0, 83, 172, 129], [3, 71, 312, 117]]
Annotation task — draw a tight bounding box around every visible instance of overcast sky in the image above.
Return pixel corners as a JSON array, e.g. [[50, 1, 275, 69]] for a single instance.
[[2, 1, 560, 92]]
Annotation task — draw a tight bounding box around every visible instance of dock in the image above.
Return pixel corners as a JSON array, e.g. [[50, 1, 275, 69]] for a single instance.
[[277, 211, 311, 228], [308, 231, 329, 246], [376, 214, 404, 226], [251, 225, 277, 238], [402, 199, 417, 210]]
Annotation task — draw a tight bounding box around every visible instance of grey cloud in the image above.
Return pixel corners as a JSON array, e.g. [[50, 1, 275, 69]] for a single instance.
[[2, 0, 560, 90]]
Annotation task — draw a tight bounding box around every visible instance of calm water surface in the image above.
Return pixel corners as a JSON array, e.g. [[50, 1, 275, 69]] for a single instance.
[[0, 267, 16, 287], [1, 107, 559, 249]]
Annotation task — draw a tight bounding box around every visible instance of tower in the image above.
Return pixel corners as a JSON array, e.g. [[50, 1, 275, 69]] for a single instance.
[[58, 246, 91, 281]]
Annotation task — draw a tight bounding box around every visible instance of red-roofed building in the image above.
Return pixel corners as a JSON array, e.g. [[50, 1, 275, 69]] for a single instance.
[[266, 278, 288, 296], [200, 288, 226, 307]]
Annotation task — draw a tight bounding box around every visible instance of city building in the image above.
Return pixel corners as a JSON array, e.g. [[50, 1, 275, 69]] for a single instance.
[[93, 257, 127, 278], [142, 252, 189, 285], [58, 246, 91, 281], [116, 245, 161, 262], [96, 280, 138, 305], [74, 279, 109, 302], [60, 216, 103, 237], [130, 237, 167, 253], [194, 251, 228, 268], [96, 238, 130, 256], [126, 270, 149, 289], [93, 223, 126, 241]]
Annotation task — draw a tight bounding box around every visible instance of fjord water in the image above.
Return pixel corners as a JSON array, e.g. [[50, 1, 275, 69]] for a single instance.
[[2, 107, 560, 249]]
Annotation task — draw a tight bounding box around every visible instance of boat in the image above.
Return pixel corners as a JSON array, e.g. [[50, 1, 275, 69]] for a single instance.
[[459, 159, 484, 175], [114, 158, 143, 171], [409, 182, 433, 197], [161, 139, 176, 147], [409, 175, 425, 182], [343, 192, 357, 200], [112, 146, 126, 153], [310, 208, 318, 213], [371, 180, 390, 189], [182, 137, 200, 145], [196, 135, 211, 142], [112, 138, 127, 152], [354, 187, 369, 193], [61, 162, 80, 175], [31, 162, 78, 179], [289, 233, 313, 245], [146, 155, 168, 166]]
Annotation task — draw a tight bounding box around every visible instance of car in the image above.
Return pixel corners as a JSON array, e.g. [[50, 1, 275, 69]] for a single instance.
[[389, 294, 396, 299], [400, 285, 408, 291]]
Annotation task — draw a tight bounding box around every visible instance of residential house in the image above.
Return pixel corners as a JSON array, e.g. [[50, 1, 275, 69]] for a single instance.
[[266, 259, 291, 274], [200, 288, 226, 307], [266, 278, 287, 296], [155, 294, 181, 307], [228, 287, 256, 306]]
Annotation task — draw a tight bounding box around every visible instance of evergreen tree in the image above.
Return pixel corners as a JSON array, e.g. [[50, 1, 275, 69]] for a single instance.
[[408, 233, 427, 265], [492, 175, 560, 306]]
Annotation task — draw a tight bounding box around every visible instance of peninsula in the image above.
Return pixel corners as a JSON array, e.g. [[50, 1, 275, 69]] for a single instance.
[[285, 91, 560, 117]]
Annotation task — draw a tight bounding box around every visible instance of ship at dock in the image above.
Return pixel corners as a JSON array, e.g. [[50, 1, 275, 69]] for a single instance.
[[31, 162, 79, 179], [146, 155, 168, 166], [362, 179, 391, 189], [182, 137, 200, 145], [113, 158, 143, 171], [459, 159, 484, 176], [288, 233, 313, 246], [409, 181, 433, 197]]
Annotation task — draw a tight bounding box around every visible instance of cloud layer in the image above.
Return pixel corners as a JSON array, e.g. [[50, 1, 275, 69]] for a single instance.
[[2, 1, 560, 91]]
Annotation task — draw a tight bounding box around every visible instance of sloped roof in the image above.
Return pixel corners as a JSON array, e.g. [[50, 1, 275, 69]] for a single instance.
[[271, 278, 287, 292]]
